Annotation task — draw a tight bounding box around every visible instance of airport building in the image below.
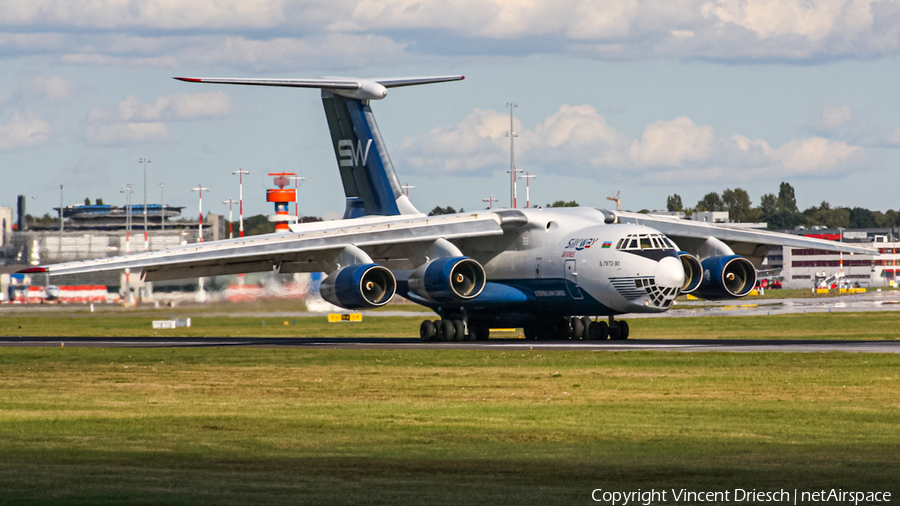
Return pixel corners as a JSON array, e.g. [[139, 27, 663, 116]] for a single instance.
[[1, 197, 227, 301], [768, 228, 896, 288]]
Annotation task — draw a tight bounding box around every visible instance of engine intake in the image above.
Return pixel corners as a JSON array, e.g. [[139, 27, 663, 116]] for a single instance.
[[678, 252, 702, 294], [320, 264, 396, 309], [408, 257, 486, 302], [695, 255, 757, 299]]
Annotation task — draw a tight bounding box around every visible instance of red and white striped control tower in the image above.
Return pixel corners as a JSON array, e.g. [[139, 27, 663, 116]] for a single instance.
[[267, 172, 297, 232]]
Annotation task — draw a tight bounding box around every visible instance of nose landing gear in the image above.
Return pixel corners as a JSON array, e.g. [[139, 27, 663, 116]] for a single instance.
[[607, 316, 629, 340]]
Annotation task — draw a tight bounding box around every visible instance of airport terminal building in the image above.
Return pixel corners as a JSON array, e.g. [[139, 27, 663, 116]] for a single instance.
[[768, 228, 898, 288]]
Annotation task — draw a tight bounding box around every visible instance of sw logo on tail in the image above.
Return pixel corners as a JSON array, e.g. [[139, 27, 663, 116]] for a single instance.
[[338, 139, 373, 167]]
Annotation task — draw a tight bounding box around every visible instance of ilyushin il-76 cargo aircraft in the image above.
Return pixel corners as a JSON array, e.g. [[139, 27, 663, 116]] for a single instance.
[[22, 75, 872, 341]]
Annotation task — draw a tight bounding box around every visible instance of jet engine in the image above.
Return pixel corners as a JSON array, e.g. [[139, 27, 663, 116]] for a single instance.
[[678, 252, 703, 294], [320, 264, 396, 309], [695, 255, 757, 299], [407, 257, 486, 302]]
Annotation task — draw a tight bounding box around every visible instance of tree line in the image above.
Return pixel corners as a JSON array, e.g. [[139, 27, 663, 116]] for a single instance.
[[667, 182, 898, 231]]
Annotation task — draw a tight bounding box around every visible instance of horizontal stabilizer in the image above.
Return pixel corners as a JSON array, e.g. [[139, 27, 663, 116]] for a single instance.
[[174, 75, 464, 100]]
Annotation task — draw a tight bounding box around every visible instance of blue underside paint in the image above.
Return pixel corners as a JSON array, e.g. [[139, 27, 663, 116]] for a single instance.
[[398, 278, 620, 327]]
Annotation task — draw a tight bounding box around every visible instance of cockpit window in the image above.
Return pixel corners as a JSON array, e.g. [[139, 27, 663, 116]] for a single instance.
[[616, 233, 676, 251]]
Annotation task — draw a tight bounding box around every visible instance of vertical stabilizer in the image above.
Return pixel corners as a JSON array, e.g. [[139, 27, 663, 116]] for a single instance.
[[322, 92, 418, 218]]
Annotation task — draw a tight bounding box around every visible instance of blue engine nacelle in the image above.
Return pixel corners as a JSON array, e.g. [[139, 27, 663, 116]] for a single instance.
[[320, 264, 396, 309], [407, 257, 486, 302], [678, 252, 702, 294], [695, 255, 757, 299]]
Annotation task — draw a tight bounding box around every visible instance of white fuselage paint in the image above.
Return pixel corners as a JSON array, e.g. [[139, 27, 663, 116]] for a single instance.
[[457, 207, 685, 315]]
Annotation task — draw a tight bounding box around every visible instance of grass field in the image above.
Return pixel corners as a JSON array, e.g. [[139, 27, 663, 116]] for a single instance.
[[2, 310, 900, 340], [0, 347, 897, 505]]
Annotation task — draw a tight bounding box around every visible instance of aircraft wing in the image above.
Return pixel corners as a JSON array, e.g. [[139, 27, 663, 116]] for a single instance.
[[615, 211, 874, 263], [23, 212, 515, 282]]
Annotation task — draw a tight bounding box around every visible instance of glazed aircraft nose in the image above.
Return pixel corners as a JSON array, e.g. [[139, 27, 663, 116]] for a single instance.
[[655, 256, 685, 289]]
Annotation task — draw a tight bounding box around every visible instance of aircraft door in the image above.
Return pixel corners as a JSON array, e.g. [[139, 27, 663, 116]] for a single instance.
[[564, 259, 583, 299]]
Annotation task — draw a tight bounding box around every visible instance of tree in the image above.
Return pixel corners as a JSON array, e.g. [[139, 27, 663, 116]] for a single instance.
[[96, 198, 104, 205], [427, 206, 457, 216], [695, 192, 724, 212], [849, 207, 876, 228], [760, 193, 778, 216], [547, 200, 579, 207], [241, 214, 275, 236], [84, 197, 91, 205], [722, 188, 751, 222], [666, 194, 683, 212], [803, 202, 850, 229], [767, 211, 803, 230], [777, 182, 798, 213]]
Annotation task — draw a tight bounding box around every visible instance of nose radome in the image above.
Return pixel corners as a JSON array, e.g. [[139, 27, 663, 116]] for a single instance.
[[655, 256, 685, 289]]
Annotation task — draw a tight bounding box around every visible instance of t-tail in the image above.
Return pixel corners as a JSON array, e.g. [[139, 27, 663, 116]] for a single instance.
[[174, 75, 464, 218]]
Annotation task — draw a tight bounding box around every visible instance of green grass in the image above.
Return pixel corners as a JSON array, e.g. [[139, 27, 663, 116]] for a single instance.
[[3, 311, 900, 340], [0, 348, 897, 504]]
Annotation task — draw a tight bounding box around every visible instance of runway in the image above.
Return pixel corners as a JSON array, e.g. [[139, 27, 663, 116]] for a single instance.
[[2, 336, 899, 353]]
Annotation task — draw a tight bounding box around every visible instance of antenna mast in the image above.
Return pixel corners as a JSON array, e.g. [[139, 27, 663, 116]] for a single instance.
[[607, 190, 621, 212]]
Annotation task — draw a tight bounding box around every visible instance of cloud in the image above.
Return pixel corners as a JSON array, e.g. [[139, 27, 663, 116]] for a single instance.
[[396, 103, 865, 182], [13, 75, 76, 104], [0, 0, 899, 66], [811, 103, 900, 147], [0, 112, 52, 150], [85, 91, 231, 145], [817, 104, 854, 130]]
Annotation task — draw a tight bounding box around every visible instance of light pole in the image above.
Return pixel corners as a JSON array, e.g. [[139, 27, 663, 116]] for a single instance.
[[119, 185, 134, 254], [138, 158, 151, 251], [192, 185, 210, 242], [505, 102, 518, 208], [401, 183, 415, 197], [58, 185, 64, 260], [159, 183, 165, 231], [520, 172, 537, 208], [120, 184, 134, 302], [482, 196, 499, 209], [288, 176, 305, 223], [232, 169, 250, 237], [58, 185, 64, 232], [223, 198, 236, 239]]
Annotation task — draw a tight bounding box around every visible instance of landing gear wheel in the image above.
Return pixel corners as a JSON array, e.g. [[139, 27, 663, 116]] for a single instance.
[[581, 317, 592, 340], [523, 325, 538, 340], [439, 320, 455, 341], [420, 320, 436, 341], [453, 320, 466, 342], [471, 325, 490, 341], [610, 320, 629, 340], [588, 320, 609, 340], [571, 317, 584, 339]]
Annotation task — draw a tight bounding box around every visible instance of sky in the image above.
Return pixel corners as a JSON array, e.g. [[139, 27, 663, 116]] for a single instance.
[[2, 0, 900, 221]]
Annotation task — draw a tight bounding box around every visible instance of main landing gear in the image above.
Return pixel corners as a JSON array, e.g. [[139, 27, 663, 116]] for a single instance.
[[420, 319, 489, 342], [522, 316, 629, 341]]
